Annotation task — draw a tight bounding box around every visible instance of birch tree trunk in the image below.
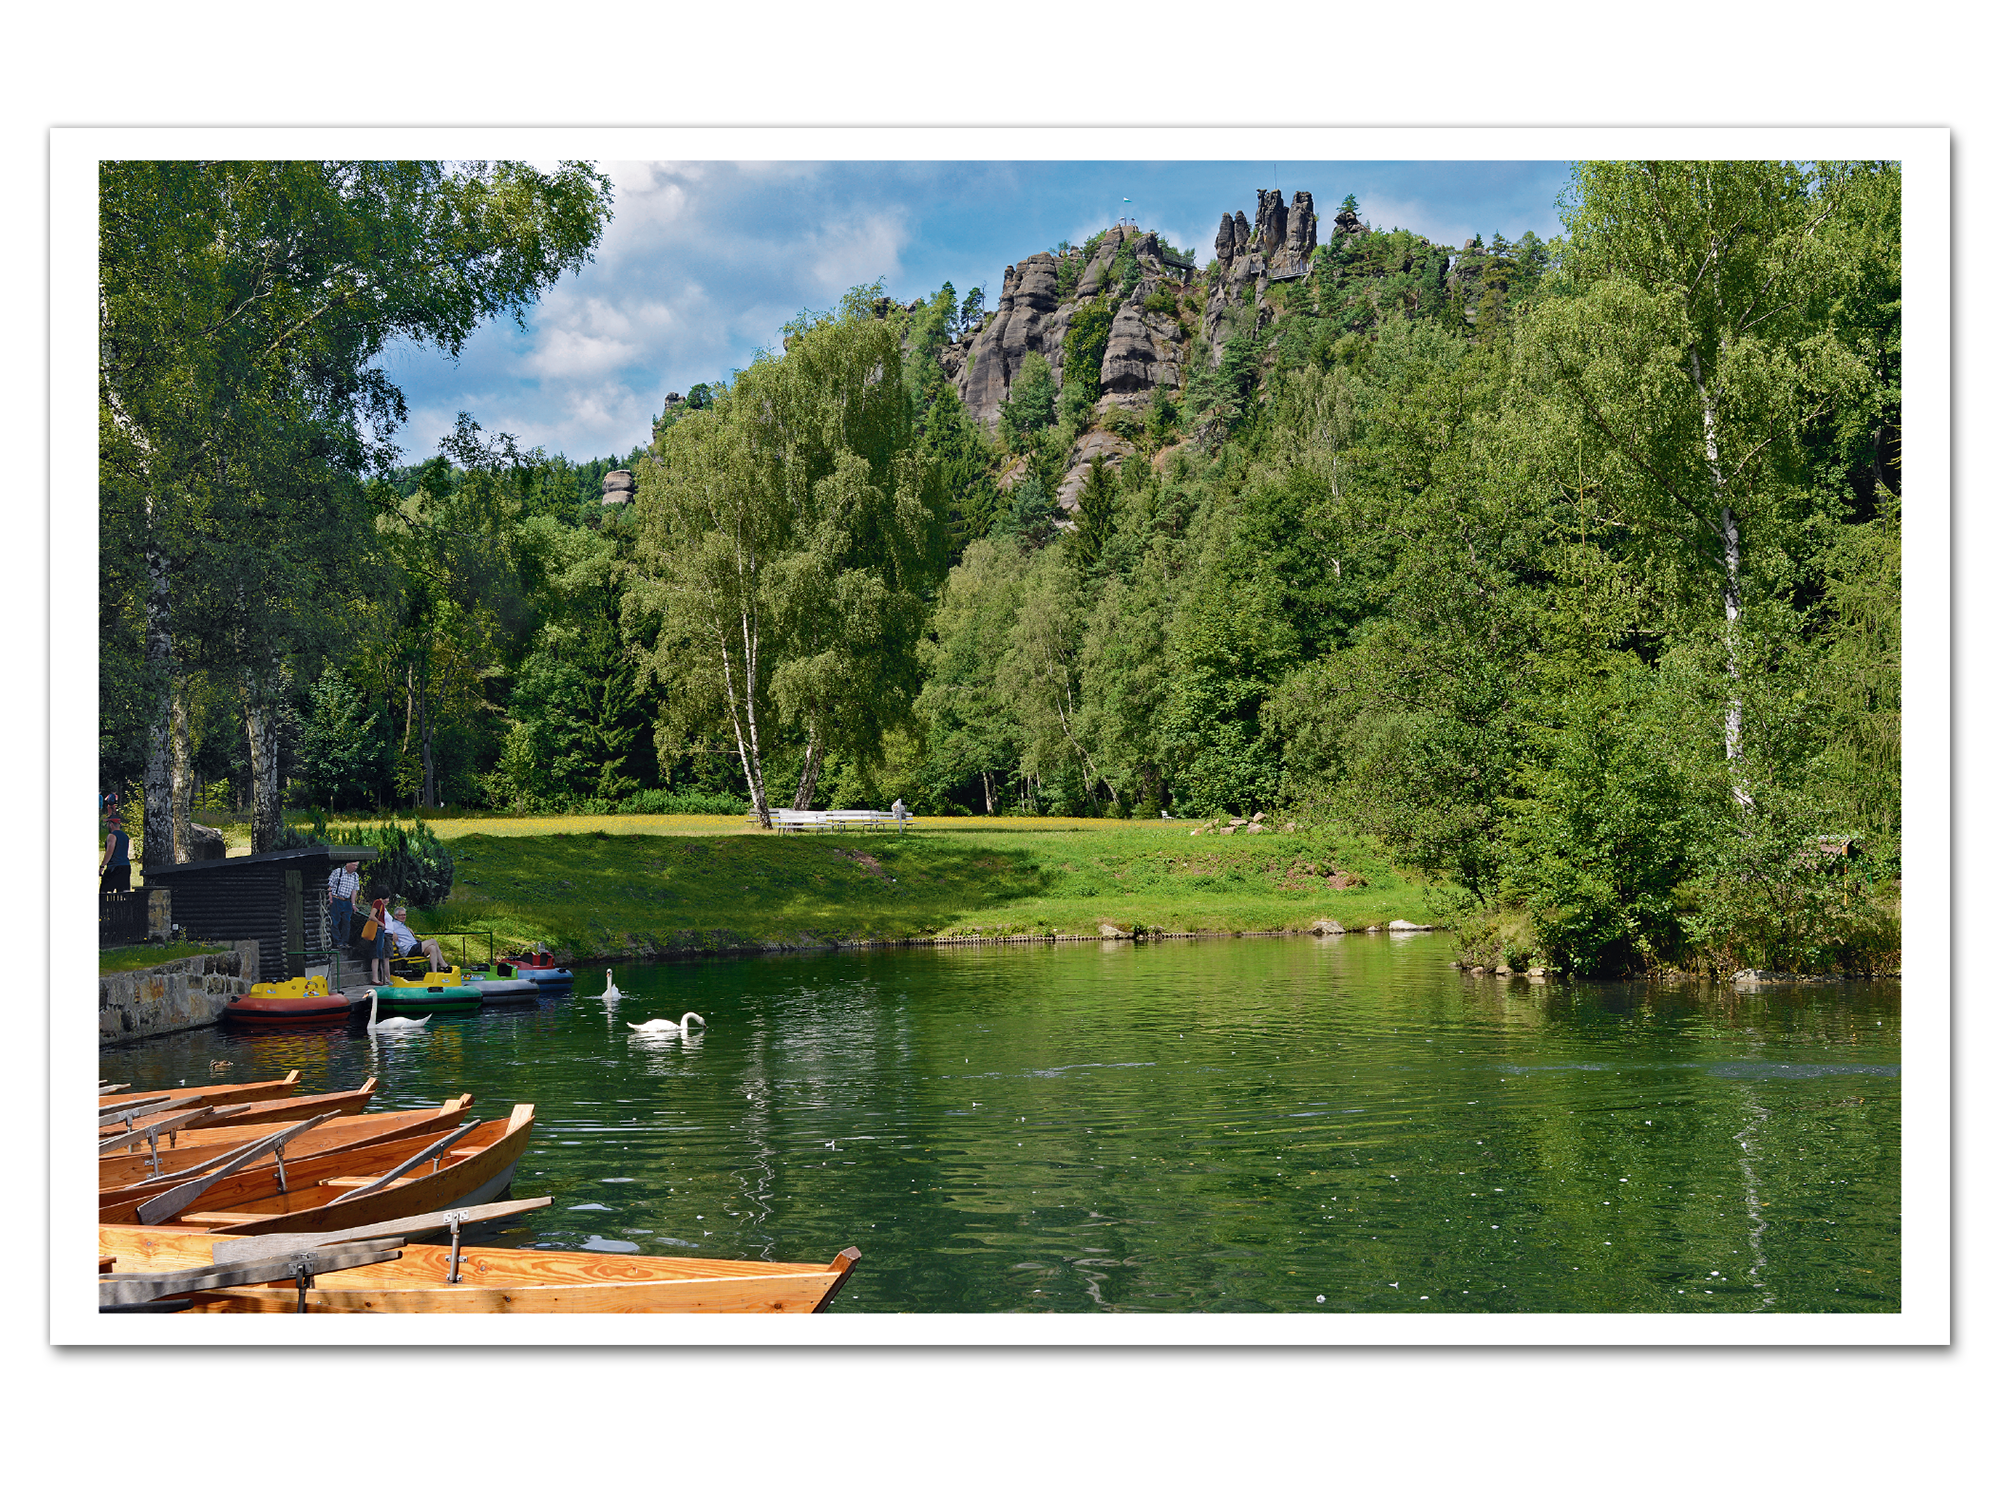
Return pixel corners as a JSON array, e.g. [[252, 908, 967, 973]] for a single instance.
[[716, 601, 772, 828], [243, 668, 284, 853], [1692, 345, 1754, 809], [141, 535, 190, 872], [791, 735, 825, 811]]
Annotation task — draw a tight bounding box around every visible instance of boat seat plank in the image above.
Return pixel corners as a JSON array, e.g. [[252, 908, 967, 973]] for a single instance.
[[100, 1242, 403, 1307]]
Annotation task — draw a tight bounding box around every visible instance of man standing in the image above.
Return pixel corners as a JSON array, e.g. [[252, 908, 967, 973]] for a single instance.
[[327, 859, 362, 949], [385, 905, 447, 972], [99, 813, 131, 893]]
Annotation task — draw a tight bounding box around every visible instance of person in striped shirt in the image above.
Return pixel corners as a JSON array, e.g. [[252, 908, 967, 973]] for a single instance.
[[326, 860, 362, 949]]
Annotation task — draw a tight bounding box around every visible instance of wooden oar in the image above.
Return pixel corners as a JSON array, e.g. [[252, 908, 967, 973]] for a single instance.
[[99, 1093, 169, 1116], [98, 1097, 177, 1132], [100, 1240, 406, 1308], [99, 1104, 249, 1156], [137, 1113, 344, 1225], [101, 1108, 327, 1197], [323, 1120, 483, 1206], [207, 1197, 555, 1262]]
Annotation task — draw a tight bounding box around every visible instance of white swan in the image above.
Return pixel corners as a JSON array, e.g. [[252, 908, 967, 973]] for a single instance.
[[628, 1012, 705, 1036], [364, 988, 429, 1033], [601, 970, 622, 1001]]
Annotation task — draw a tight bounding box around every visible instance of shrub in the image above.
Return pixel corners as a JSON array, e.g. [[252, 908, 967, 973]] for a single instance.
[[999, 353, 1057, 447], [615, 788, 748, 816], [1062, 299, 1115, 406], [327, 816, 456, 908]]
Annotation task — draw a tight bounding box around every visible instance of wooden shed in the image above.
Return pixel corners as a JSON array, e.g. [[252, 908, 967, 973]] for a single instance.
[[144, 845, 377, 982]]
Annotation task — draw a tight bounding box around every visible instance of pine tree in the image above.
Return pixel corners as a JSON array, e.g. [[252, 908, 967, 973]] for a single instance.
[[1068, 455, 1118, 572], [295, 668, 380, 810]]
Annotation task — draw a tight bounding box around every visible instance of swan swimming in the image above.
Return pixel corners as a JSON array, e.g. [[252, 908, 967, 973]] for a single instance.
[[601, 970, 622, 1001], [364, 989, 430, 1033], [628, 1012, 705, 1036]]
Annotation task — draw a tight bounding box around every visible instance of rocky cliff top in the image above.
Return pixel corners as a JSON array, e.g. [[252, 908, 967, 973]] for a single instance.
[[936, 187, 1478, 514]]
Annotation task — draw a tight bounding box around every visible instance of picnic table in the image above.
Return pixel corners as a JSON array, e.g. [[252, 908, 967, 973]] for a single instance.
[[750, 808, 916, 834]]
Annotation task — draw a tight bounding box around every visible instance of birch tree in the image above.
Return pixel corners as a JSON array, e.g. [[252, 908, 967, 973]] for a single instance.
[[630, 292, 941, 826], [100, 160, 612, 855], [1521, 160, 1881, 805]]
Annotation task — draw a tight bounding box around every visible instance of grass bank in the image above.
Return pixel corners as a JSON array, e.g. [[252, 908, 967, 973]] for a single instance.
[[99, 941, 234, 976], [411, 814, 1452, 962]]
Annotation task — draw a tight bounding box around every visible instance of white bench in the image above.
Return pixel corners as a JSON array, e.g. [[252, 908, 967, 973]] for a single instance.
[[750, 808, 916, 833]]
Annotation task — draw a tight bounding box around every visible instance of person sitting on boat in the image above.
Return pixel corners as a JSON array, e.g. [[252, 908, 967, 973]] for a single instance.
[[385, 906, 447, 972]]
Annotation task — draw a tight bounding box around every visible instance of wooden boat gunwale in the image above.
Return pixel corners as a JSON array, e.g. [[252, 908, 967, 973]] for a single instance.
[[97, 1106, 522, 1222], [98, 1226, 863, 1314], [166, 1102, 537, 1237], [97, 1078, 379, 1138], [99, 1096, 474, 1192], [99, 1071, 303, 1111]]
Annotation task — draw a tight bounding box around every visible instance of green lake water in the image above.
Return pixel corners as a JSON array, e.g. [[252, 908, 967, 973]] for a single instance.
[[100, 933, 1900, 1314]]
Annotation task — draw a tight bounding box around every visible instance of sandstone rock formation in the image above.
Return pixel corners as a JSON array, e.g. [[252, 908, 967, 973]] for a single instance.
[[1056, 428, 1136, 512], [956, 226, 1195, 430], [601, 469, 636, 506], [1099, 301, 1183, 402], [959, 251, 1064, 425], [1201, 186, 1319, 361]]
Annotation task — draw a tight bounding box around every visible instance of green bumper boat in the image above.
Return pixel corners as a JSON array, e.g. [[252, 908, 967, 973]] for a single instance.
[[369, 966, 483, 1015]]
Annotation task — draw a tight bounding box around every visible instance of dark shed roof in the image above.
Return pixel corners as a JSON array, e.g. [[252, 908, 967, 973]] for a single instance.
[[150, 845, 377, 876]]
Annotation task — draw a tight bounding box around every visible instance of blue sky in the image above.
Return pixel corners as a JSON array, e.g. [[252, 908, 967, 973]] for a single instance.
[[379, 159, 1576, 465]]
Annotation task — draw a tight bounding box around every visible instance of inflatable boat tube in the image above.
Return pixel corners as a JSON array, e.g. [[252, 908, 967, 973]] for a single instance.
[[467, 976, 541, 1006], [370, 984, 482, 1014], [499, 955, 575, 987], [504, 966, 574, 988], [224, 991, 354, 1025]]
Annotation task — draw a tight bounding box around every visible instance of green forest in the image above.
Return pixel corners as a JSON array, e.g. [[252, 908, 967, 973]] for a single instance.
[[100, 160, 1901, 978]]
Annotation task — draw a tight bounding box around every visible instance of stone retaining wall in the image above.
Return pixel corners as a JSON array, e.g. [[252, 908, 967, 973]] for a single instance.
[[98, 941, 259, 1045]]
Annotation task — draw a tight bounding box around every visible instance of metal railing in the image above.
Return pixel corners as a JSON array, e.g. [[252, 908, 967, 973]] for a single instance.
[[298, 928, 496, 988], [99, 891, 150, 947]]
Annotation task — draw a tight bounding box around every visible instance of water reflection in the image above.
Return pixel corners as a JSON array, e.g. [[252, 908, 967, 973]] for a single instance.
[[101, 935, 1899, 1314]]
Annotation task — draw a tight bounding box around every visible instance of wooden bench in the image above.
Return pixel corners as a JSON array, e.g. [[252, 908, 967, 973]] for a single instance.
[[749, 809, 917, 834]]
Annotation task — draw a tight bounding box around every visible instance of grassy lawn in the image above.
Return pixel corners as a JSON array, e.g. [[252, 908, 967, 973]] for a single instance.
[[99, 941, 235, 976], [413, 814, 1455, 961]]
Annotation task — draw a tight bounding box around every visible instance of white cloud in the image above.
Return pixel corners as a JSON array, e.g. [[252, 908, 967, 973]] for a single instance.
[[381, 159, 1572, 463]]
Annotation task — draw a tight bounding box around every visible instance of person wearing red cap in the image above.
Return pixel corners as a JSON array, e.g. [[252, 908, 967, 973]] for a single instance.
[[99, 813, 131, 893]]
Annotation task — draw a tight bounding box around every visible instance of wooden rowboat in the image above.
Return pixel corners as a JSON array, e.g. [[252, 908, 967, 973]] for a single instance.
[[102, 1104, 538, 1235], [97, 1078, 379, 1139], [98, 1225, 861, 1314], [100, 1071, 303, 1108], [99, 1097, 474, 1192]]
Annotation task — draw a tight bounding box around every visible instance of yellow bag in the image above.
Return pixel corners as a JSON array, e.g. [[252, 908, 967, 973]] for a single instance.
[[360, 919, 379, 941]]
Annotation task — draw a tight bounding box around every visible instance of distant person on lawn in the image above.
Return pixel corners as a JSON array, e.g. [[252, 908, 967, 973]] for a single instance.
[[326, 860, 362, 949], [385, 906, 447, 972], [99, 813, 131, 893]]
